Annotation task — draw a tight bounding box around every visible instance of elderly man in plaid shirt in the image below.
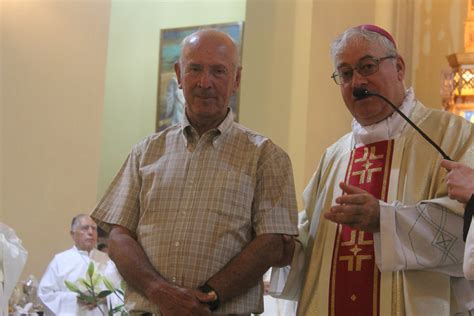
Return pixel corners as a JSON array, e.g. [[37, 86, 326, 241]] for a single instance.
[[92, 29, 298, 316]]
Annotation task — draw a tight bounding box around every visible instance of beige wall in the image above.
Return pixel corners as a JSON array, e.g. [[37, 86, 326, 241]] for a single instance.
[[412, 0, 466, 108], [0, 0, 4, 221], [1, 0, 111, 278]]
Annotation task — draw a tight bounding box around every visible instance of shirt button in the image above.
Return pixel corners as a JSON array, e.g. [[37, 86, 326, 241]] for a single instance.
[[175, 241, 180, 247], [172, 277, 176, 283]]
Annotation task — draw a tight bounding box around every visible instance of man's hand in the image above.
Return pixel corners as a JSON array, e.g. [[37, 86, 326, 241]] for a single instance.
[[108, 225, 213, 316], [441, 159, 474, 204], [147, 282, 213, 316], [204, 234, 288, 303], [324, 182, 380, 232]]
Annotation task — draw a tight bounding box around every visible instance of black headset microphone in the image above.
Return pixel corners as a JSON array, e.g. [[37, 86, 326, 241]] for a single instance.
[[352, 87, 452, 161]]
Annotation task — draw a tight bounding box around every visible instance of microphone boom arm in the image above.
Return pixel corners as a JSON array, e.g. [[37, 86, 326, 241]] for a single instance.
[[367, 92, 452, 161]]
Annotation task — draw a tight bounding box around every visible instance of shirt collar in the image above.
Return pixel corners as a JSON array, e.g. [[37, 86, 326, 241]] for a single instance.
[[73, 245, 91, 257], [352, 87, 416, 146], [181, 108, 234, 148]]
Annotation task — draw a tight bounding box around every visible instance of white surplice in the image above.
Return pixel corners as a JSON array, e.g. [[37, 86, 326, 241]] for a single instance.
[[38, 246, 123, 316]]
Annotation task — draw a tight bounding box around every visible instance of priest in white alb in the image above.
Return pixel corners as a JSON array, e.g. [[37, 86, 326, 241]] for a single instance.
[[38, 214, 123, 316]]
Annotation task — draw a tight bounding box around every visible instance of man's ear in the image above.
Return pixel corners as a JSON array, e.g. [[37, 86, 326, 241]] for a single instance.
[[396, 55, 405, 81], [233, 66, 243, 93], [174, 62, 183, 88]]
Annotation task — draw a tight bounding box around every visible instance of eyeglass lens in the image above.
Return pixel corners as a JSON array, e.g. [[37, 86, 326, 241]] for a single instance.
[[332, 56, 394, 85]]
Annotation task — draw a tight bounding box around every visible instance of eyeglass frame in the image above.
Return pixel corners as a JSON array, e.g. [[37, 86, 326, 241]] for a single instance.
[[331, 55, 397, 85]]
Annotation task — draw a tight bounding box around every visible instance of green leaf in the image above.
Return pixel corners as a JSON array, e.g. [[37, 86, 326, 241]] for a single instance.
[[64, 280, 81, 294], [92, 273, 102, 287], [103, 277, 115, 292], [107, 304, 126, 316], [78, 278, 93, 291], [78, 293, 96, 304], [77, 293, 88, 301], [77, 277, 87, 284], [97, 290, 112, 298], [87, 261, 95, 279], [64, 260, 129, 315], [110, 304, 124, 312]]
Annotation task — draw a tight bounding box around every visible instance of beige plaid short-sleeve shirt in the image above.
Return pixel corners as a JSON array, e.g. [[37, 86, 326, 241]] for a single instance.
[[92, 111, 298, 315]]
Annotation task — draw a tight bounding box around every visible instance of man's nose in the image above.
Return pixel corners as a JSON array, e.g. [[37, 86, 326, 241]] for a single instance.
[[197, 71, 212, 88], [351, 70, 369, 87]]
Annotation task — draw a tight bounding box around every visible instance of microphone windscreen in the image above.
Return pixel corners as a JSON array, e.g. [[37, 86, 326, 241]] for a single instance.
[[353, 88, 370, 99]]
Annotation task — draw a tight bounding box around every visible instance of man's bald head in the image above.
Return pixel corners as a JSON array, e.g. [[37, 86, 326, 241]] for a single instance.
[[180, 29, 240, 72]]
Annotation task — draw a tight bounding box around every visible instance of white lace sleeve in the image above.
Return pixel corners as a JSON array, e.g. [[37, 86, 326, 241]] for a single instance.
[[374, 201, 464, 277]]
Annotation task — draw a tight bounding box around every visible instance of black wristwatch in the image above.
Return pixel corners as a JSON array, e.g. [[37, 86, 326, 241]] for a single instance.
[[199, 283, 220, 311]]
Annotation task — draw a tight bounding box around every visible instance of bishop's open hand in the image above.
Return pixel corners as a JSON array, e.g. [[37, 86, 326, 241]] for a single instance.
[[324, 182, 380, 232]]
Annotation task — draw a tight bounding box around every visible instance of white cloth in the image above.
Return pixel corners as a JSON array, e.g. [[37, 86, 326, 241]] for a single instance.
[[38, 246, 123, 316], [376, 200, 474, 313], [351, 87, 415, 145], [261, 269, 297, 316], [375, 201, 465, 276], [0, 223, 28, 316], [261, 295, 297, 316]]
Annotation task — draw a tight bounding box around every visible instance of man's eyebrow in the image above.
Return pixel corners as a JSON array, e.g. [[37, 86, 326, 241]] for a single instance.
[[358, 54, 374, 60], [336, 55, 376, 69], [210, 64, 228, 70]]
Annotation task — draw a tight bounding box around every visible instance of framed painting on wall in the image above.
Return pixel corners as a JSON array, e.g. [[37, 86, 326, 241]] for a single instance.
[[156, 21, 244, 132]]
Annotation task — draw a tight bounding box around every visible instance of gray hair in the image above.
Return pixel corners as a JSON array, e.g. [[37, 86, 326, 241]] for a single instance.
[[179, 28, 241, 69], [70, 214, 89, 231], [330, 27, 398, 65]]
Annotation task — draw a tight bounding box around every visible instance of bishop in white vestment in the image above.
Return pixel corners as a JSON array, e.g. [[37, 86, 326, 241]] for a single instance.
[[271, 25, 474, 316]]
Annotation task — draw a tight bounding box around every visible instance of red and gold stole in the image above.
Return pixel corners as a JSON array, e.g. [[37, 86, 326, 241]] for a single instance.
[[328, 140, 394, 316]]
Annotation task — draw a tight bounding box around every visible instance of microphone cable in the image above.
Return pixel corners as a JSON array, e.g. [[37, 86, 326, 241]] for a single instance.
[[352, 88, 452, 161]]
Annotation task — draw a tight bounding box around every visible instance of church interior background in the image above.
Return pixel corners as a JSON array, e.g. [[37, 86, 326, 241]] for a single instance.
[[0, 0, 471, 313]]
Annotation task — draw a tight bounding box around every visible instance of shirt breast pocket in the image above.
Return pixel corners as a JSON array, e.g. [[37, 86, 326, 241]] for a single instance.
[[207, 170, 254, 221]]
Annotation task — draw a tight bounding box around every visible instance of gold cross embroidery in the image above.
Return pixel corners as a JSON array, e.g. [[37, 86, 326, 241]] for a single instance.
[[339, 231, 373, 271], [341, 230, 374, 246], [339, 254, 373, 271], [352, 146, 384, 184]]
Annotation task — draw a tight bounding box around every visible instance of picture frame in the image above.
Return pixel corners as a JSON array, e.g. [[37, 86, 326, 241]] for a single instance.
[[156, 21, 244, 132]]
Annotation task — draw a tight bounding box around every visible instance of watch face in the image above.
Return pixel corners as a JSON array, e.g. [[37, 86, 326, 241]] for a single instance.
[[208, 290, 218, 301], [199, 284, 220, 310]]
